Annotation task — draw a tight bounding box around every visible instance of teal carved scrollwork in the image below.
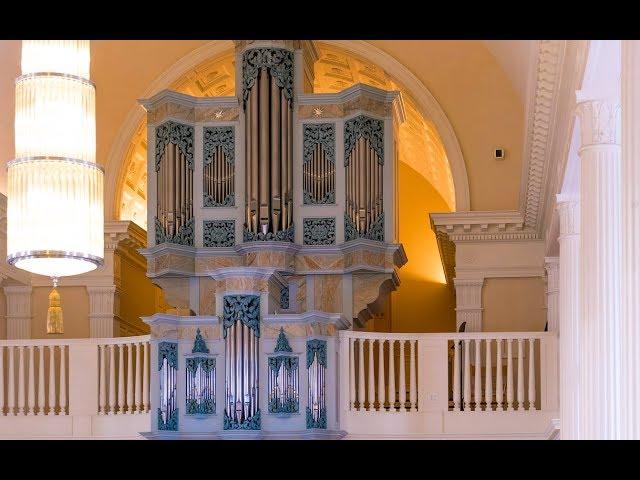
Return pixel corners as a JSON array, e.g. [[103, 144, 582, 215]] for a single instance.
[[274, 327, 292, 353], [224, 409, 261, 430], [344, 115, 384, 166], [344, 212, 384, 242], [242, 48, 293, 108], [191, 328, 209, 354], [306, 339, 327, 369], [155, 217, 194, 247], [203, 220, 235, 247], [223, 295, 260, 338], [158, 342, 178, 370], [243, 223, 294, 243], [158, 407, 179, 431], [155, 121, 194, 171], [280, 286, 289, 310], [306, 406, 327, 429], [303, 217, 336, 245]]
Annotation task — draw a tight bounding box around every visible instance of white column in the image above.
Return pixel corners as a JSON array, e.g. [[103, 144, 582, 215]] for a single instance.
[[544, 257, 559, 332], [86, 286, 117, 338], [621, 40, 640, 439], [4, 286, 32, 339], [453, 278, 484, 332], [576, 94, 622, 439], [557, 195, 581, 439]]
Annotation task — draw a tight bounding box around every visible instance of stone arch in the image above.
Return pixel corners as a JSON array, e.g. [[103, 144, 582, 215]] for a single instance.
[[105, 40, 471, 229]]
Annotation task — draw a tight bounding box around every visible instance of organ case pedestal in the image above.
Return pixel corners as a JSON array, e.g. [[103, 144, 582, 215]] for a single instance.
[[140, 40, 406, 439]]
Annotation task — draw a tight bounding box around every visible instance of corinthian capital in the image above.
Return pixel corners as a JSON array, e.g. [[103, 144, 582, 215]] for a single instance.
[[575, 93, 621, 147]]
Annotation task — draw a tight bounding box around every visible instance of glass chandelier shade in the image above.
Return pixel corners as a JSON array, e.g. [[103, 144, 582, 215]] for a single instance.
[[7, 40, 104, 278]]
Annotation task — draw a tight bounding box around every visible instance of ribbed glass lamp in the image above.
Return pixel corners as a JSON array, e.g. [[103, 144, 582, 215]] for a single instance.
[[7, 40, 103, 279], [7, 41, 104, 333]]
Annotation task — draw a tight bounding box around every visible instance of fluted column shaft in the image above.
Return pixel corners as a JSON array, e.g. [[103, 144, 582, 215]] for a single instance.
[[621, 40, 640, 439], [557, 195, 581, 439], [576, 96, 622, 439], [453, 278, 484, 332]]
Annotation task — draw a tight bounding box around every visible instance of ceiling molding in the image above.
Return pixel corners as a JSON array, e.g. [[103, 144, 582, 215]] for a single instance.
[[520, 40, 565, 230]]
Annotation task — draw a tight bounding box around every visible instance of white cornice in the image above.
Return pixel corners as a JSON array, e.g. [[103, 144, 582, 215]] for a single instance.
[[263, 310, 351, 330], [139, 89, 238, 112], [430, 211, 538, 242]]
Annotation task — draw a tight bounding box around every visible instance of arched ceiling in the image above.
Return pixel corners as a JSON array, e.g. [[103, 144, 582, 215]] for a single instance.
[[118, 44, 456, 229]]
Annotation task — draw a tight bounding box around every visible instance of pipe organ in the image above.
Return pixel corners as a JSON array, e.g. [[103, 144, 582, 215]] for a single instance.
[[155, 121, 194, 246], [344, 115, 385, 241], [242, 48, 294, 242], [141, 40, 408, 439], [203, 126, 235, 207]]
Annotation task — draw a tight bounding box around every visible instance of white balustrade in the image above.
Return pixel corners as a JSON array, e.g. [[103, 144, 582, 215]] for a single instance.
[[339, 331, 552, 421], [0, 336, 149, 419]]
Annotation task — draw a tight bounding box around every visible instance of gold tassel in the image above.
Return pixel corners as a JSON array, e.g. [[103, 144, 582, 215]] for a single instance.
[[47, 278, 63, 334]]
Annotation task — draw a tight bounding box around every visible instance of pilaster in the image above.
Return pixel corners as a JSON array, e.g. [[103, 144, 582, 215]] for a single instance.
[[556, 195, 580, 439], [453, 278, 484, 332], [4, 285, 33, 339], [620, 40, 640, 439]]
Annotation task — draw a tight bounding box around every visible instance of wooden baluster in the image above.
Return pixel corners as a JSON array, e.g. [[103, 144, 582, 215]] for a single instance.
[[0, 346, 4, 416], [27, 346, 35, 415], [409, 340, 417, 411], [48, 346, 55, 415], [136, 342, 143, 414], [109, 344, 116, 414], [118, 344, 125, 414], [506, 339, 514, 411], [388, 340, 395, 410], [485, 339, 493, 411], [37, 346, 44, 415], [528, 338, 536, 410], [463, 339, 471, 411], [453, 340, 461, 411], [496, 339, 503, 411], [143, 342, 149, 412], [99, 345, 106, 414], [367, 339, 374, 411], [398, 340, 406, 411], [349, 338, 355, 410], [377, 339, 384, 411], [474, 339, 481, 411], [8, 347, 15, 416], [59, 346, 67, 415], [357, 339, 365, 411], [517, 338, 524, 410], [18, 346, 25, 415], [126, 343, 134, 413]]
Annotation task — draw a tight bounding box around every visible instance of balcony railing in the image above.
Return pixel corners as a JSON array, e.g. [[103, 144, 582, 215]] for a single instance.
[[0, 336, 151, 439], [338, 331, 558, 439]]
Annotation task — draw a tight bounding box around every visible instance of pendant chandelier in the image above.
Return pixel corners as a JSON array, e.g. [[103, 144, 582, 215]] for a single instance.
[[6, 40, 104, 333]]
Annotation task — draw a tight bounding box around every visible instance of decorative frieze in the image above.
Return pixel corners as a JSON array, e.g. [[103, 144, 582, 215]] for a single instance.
[[243, 223, 295, 243], [242, 48, 294, 107], [303, 217, 336, 245], [203, 220, 235, 247], [344, 115, 384, 164]]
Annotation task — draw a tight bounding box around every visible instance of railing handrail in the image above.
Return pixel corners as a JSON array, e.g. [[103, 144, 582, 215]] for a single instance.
[[0, 334, 150, 347], [338, 330, 554, 341]]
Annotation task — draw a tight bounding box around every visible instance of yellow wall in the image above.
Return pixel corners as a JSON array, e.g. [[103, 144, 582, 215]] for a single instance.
[[389, 162, 456, 333], [31, 287, 90, 339], [370, 40, 524, 211], [118, 254, 156, 335], [482, 277, 546, 332]]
